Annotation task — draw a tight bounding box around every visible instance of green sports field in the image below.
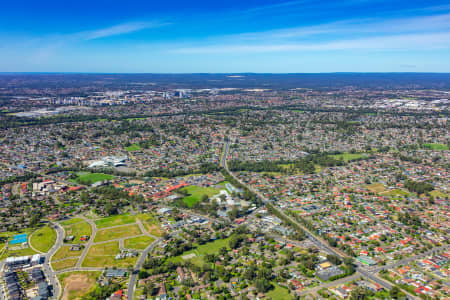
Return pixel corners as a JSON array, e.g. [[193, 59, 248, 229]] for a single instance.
[[422, 143, 449, 150], [179, 185, 220, 207], [75, 173, 114, 184]]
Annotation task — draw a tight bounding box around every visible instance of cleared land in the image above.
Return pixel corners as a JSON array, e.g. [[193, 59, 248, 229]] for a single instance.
[[94, 214, 136, 229], [52, 245, 83, 261], [62, 220, 92, 244], [137, 214, 164, 237], [59, 271, 100, 300], [124, 236, 155, 250], [82, 241, 137, 268], [366, 183, 386, 193], [94, 224, 142, 242], [60, 218, 83, 226], [180, 185, 220, 207], [52, 258, 79, 271], [75, 173, 114, 185], [30, 225, 57, 253]]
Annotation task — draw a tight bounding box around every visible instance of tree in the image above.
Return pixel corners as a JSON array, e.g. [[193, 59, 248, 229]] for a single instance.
[[29, 213, 40, 227]]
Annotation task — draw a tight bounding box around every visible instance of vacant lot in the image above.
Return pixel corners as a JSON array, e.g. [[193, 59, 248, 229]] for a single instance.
[[82, 241, 137, 267], [366, 183, 386, 193], [52, 258, 78, 271], [52, 245, 83, 261], [94, 224, 142, 242], [75, 173, 114, 185], [180, 185, 220, 207], [137, 214, 164, 237], [30, 225, 57, 253], [63, 220, 92, 244], [59, 271, 100, 300], [124, 236, 155, 250], [94, 214, 136, 229]]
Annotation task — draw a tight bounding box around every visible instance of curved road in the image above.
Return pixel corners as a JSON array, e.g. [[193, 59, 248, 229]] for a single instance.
[[44, 222, 65, 300]]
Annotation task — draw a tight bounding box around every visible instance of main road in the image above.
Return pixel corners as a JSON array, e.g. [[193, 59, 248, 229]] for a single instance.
[[221, 138, 419, 300]]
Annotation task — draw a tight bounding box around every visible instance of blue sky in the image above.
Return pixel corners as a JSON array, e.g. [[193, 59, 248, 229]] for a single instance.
[[1, 0, 450, 72]]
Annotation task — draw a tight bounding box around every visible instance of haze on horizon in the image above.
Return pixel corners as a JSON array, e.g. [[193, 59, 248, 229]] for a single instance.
[[1, 0, 450, 73]]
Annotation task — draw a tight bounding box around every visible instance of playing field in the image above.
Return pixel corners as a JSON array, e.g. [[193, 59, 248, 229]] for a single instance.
[[422, 143, 449, 150], [330, 152, 368, 162], [62, 220, 92, 244], [75, 173, 114, 185], [94, 214, 136, 229], [180, 185, 220, 207], [125, 144, 142, 151], [30, 226, 57, 253], [170, 236, 231, 265], [124, 236, 155, 250], [94, 224, 142, 242], [82, 241, 137, 268], [137, 214, 164, 237]]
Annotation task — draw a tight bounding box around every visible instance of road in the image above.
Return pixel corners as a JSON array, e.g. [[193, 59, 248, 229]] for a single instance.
[[127, 237, 163, 300], [44, 221, 65, 299], [221, 138, 420, 300], [75, 216, 97, 268]]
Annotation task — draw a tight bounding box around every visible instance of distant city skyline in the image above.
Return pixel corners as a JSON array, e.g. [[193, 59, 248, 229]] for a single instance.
[[1, 0, 450, 73]]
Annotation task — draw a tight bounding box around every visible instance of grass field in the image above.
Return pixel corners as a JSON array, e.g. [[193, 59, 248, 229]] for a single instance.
[[52, 258, 79, 271], [63, 220, 92, 244], [75, 173, 114, 185], [137, 214, 164, 237], [60, 218, 83, 226], [30, 226, 57, 253], [381, 189, 410, 197], [429, 190, 449, 199], [179, 185, 220, 207], [170, 236, 231, 265], [0, 246, 36, 260], [267, 283, 292, 300], [82, 241, 137, 267], [94, 214, 136, 229], [366, 183, 386, 193], [94, 224, 142, 242], [124, 236, 155, 250], [422, 143, 449, 150], [52, 245, 83, 261], [59, 271, 100, 300], [125, 144, 142, 151], [330, 152, 368, 162]]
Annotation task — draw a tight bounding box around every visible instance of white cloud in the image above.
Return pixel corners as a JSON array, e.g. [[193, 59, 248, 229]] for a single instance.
[[78, 21, 170, 40], [173, 32, 450, 54]]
